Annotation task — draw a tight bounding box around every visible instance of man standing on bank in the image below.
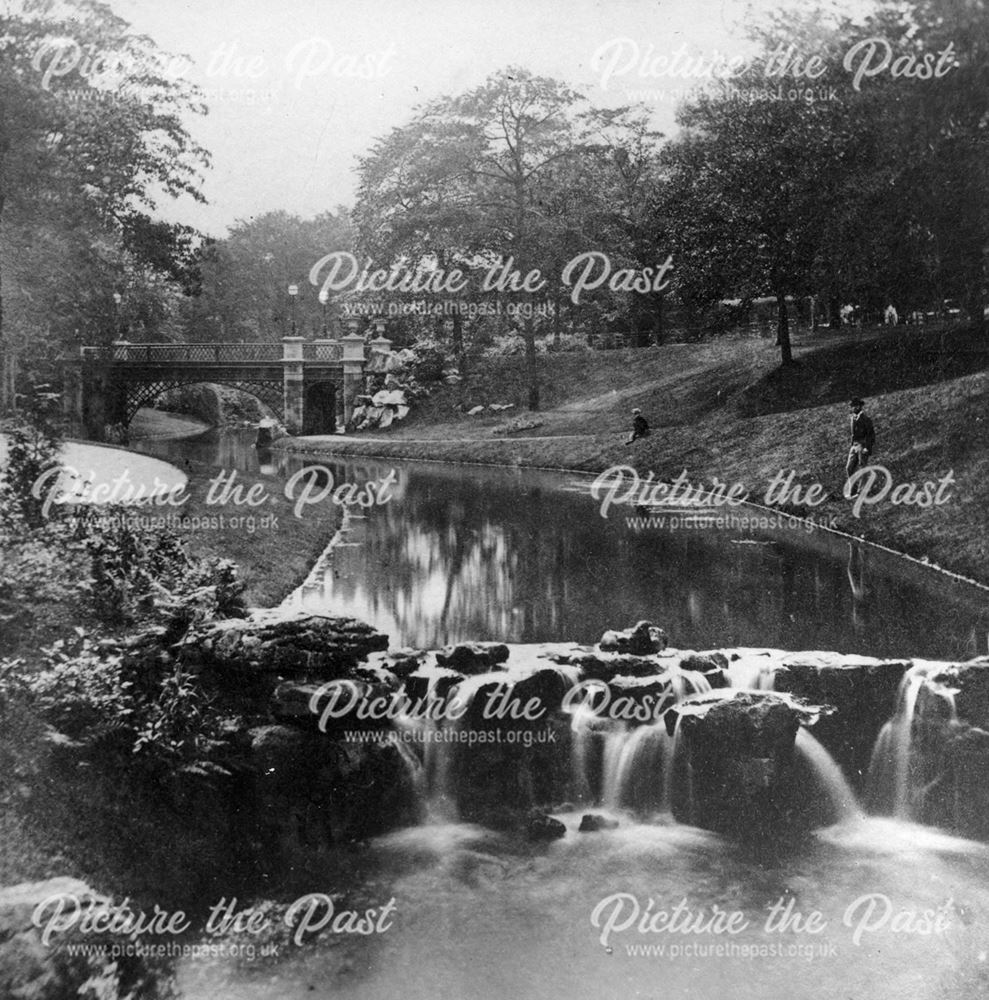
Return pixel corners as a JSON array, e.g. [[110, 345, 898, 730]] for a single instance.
[[845, 397, 876, 496], [627, 408, 650, 445]]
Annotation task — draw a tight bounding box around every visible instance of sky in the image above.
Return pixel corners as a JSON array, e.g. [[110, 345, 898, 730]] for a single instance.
[[104, 0, 871, 236]]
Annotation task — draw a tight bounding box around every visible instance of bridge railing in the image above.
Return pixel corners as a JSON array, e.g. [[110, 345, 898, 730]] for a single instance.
[[81, 342, 285, 362], [302, 340, 343, 362]]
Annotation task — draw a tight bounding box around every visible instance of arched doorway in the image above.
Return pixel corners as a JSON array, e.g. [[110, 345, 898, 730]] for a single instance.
[[303, 382, 337, 435]]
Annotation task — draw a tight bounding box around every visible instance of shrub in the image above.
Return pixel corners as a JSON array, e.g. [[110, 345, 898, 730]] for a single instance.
[[0, 393, 63, 529]]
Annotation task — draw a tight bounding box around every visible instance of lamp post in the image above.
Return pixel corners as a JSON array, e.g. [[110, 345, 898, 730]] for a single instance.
[[112, 291, 122, 339], [288, 284, 299, 336], [318, 288, 328, 336]]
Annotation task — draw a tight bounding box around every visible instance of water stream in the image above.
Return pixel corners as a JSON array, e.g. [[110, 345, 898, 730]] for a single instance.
[[124, 424, 989, 1000]]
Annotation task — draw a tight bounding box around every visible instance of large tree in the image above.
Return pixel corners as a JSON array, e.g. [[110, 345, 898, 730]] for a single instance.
[[0, 0, 210, 408]]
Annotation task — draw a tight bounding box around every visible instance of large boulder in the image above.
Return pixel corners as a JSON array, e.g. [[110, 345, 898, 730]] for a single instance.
[[671, 691, 821, 838], [181, 610, 388, 679], [772, 652, 909, 786], [0, 878, 167, 999]]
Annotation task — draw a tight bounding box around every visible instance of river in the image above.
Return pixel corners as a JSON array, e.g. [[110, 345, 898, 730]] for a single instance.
[[117, 425, 989, 999], [135, 425, 989, 660]]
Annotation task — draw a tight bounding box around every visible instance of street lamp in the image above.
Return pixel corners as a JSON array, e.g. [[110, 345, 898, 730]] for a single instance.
[[112, 291, 123, 339], [318, 288, 328, 336], [288, 284, 299, 336]]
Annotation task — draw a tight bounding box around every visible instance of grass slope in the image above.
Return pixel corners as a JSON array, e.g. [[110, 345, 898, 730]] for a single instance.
[[287, 325, 989, 583]]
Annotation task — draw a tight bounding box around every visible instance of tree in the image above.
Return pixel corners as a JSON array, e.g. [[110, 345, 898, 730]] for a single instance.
[[0, 0, 210, 408], [181, 209, 354, 343]]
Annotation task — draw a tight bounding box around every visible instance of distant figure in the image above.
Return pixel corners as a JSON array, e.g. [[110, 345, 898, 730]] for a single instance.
[[627, 408, 650, 445], [884, 304, 899, 326], [844, 397, 876, 497]]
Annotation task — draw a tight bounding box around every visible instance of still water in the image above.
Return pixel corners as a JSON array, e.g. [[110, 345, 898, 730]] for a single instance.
[[136, 426, 989, 660]]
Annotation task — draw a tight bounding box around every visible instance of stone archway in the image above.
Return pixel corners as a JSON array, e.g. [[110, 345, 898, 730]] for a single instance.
[[302, 381, 338, 435]]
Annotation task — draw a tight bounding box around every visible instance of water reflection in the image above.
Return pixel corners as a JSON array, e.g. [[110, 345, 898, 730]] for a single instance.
[[134, 427, 989, 659]]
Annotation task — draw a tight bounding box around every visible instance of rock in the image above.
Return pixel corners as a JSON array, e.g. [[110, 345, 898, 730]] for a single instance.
[[551, 651, 670, 682], [509, 668, 571, 719], [370, 649, 427, 680], [606, 675, 677, 724], [599, 621, 666, 655], [773, 653, 910, 786], [672, 692, 818, 838], [931, 661, 989, 728], [181, 611, 389, 678], [680, 652, 726, 673], [578, 813, 620, 832], [435, 642, 510, 675], [0, 878, 160, 1000], [403, 667, 465, 708], [526, 813, 566, 841]]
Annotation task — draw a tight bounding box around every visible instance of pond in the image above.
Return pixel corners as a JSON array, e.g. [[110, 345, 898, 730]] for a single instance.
[[135, 426, 989, 660]]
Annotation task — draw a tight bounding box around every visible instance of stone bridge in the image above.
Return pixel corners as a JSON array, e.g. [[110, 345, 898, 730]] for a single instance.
[[60, 333, 392, 441]]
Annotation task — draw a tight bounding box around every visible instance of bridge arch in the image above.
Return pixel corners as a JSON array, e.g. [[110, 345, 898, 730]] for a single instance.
[[125, 378, 286, 424]]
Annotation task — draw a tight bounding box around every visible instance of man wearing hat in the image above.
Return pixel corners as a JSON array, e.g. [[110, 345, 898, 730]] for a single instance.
[[627, 408, 650, 445], [845, 397, 876, 496]]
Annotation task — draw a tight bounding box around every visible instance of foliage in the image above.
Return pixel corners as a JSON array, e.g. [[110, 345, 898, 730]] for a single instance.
[[180, 209, 355, 343], [14, 611, 226, 771], [353, 68, 663, 404], [0, 388, 63, 527], [402, 341, 448, 383], [71, 507, 247, 626], [0, 0, 211, 408]]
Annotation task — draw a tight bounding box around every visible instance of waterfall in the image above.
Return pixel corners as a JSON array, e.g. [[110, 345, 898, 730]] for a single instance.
[[795, 727, 862, 823], [865, 662, 958, 821], [601, 723, 671, 812]]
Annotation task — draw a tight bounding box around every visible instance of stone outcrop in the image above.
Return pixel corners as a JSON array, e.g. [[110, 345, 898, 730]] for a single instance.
[[598, 621, 666, 655], [0, 878, 167, 1000], [772, 652, 910, 786], [434, 642, 510, 674], [181, 611, 388, 678], [670, 692, 819, 837]]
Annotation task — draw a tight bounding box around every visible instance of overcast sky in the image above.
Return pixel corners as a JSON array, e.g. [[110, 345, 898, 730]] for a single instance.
[[110, 0, 869, 236]]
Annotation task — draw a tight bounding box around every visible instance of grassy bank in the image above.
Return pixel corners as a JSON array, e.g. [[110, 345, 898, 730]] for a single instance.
[[283, 324, 989, 584]]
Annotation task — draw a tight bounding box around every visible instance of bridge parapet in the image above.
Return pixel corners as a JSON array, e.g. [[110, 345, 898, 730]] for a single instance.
[[81, 342, 285, 363], [303, 340, 343, 362]]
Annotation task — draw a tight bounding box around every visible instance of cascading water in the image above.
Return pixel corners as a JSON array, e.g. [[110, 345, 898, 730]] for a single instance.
[[794, 727, 863, 823], [385, 644, 940, 838], [866, 662, 959, 820]]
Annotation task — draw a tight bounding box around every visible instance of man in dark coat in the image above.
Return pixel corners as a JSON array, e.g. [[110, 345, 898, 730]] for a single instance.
[[627, 408, 650, 445], [845, 397, 876, 496]]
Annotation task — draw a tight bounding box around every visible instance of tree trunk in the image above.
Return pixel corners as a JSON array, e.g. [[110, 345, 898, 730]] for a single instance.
[[965, 279, 985, 330], [524, 315, 539, 410], [776, 292, 793, 365], [634, 306, 649, 348], [0, 194, 7, 413], [829, 287, 841, 330], [451, 311, 464, 356]]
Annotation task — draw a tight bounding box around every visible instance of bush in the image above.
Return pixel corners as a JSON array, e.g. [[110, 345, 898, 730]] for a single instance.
[[0, 396, 63, 530], [72, 508, 246, 626], [17, 625, 224, 772], [405, 342, 448, 382]]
